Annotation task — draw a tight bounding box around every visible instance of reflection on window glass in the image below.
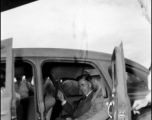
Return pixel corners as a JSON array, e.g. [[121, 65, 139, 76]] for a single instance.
[[126, 73, 143, 83], [126, 72, 147, 89]]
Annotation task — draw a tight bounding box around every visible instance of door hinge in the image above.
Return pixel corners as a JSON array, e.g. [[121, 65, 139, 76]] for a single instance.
[[118, 110, 125, 120]]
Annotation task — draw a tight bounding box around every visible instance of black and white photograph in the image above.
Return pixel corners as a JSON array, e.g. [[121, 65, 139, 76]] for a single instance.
[[1, 0, 151, 120]]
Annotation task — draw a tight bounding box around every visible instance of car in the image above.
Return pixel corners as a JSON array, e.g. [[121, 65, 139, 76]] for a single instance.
[[1, 38, 151, 120]]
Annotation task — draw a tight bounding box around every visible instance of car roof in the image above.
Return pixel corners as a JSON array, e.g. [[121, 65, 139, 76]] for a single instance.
[[1, 47, 149, 73]]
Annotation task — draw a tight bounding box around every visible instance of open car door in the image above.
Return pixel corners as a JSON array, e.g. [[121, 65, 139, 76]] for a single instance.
[[109, 43, 131, 120], [1, 38, 16, 120]]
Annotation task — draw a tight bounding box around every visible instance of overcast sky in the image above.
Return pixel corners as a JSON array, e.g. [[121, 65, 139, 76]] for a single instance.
[[1, 0, 151, 68]]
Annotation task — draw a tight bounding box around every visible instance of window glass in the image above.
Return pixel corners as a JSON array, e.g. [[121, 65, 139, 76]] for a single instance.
[[108, 66, 147, 89], [127, 73, 143, 83], [1, 61, 35, 98], [42, 62, 107, 97], [41, 61, 108, 120], [126, 72, 147, 89], [42, 62, 94, 97]]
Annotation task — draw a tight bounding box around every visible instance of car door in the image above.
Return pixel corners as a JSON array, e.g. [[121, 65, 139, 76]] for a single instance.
[[1, 38, 17, 120], [108, 43, 132, 120]]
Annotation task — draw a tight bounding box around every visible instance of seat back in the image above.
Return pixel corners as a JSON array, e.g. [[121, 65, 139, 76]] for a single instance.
[[61, 79, 82, 96]]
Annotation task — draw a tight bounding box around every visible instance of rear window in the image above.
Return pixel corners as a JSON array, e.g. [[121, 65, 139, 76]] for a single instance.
[[127, 73, 143, 83], [108, 66, 147, 89]]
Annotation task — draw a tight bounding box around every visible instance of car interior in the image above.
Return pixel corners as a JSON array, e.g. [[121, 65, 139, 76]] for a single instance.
[[1, 60, 35, 120], [1, 60, 109, 120], [42, 61, 109, 120]]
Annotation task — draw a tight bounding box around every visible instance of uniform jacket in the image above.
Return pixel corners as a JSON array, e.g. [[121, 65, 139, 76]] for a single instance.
[[63, 91, 94, 118]]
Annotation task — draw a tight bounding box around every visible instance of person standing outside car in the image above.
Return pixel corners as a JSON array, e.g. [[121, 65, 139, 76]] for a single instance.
[[133, 0, 151, 115], [133, 66, 151, 113]]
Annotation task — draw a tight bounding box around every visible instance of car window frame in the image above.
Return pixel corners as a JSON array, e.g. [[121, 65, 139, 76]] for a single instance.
[[40, 58, 110, 99]]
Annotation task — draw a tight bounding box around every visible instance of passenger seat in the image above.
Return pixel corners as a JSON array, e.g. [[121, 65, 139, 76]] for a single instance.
[[62, 79, 82, 96]]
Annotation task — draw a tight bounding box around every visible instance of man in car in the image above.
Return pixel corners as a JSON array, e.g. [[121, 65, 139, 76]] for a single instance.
[[57, 75, 94, 120], [75, 70, 109, 120]]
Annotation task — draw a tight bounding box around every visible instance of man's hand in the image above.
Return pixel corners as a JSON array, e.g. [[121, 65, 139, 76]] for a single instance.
[[132, 98, 149, 114], [57, 90, 65, 102]]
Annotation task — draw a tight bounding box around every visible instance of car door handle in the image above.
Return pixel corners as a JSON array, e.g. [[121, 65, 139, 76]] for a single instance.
[[108, 101, 114, 119]]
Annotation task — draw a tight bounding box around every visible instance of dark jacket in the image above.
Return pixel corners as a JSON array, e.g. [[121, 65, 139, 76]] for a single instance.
[[63, 91, 94, 118]]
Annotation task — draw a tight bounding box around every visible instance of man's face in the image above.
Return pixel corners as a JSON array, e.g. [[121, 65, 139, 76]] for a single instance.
[[78, 78, 92, 96]]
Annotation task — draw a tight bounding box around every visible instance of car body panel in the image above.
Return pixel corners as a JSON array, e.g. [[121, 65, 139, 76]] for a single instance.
[[110, 43, 131, 120], [1, 48, 149, 73]]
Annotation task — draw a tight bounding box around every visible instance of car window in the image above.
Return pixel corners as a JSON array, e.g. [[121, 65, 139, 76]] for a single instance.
[[126, 72, 147, 89], [41, 61, 107, 97], [108, 66, 147, 90], [127, 72, 143, 83], [1, 60, 35, 96]]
